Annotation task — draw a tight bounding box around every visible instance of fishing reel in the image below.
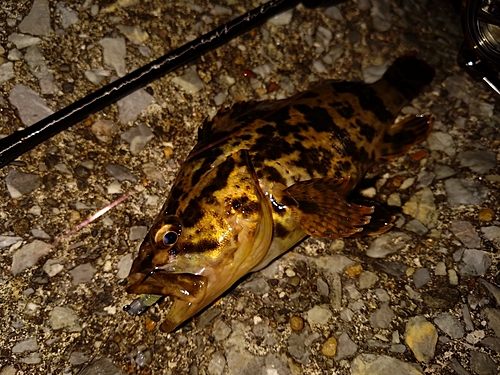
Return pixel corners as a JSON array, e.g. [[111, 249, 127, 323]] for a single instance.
[[458, 0, 500, 94]]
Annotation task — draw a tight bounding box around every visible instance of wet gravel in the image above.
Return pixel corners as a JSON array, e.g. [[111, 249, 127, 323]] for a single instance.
[[0, 0, 499, 374]]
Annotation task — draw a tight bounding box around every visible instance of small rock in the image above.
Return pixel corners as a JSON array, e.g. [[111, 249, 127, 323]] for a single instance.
[[373, 261, 408, 277], [129, 226, 147, 241], [0, 235, 22, 248], [306, 305, 332, 325], [79, 357, 126, 375], [268, 9, 293, 26], [0, 62, 14, 84], [207, 351, 226, 375], [172, 65, 204, 94], [8, 33, 41, 49], [413, 268, 431, 289], [84, 69, 110, 85], [99, 37, 126, 77], [359, 271, 379, 289], [363, 62, 389, 84], [116, 254, 133, 279], [459, 249, 492, 276], [43, 259, 64, 277], [387, 193, 401, 207], [49, 306, 82, 332], [11, 240, 52, 275], [478, 208, 495, 222], [19, 0, 52, 36], [458, 150, 497, 174], [240, 277, 269, 295], [212, 319, 231, 341], [290, 316, 304, 331], [405, 316, 438, 363], [210, 5, 232, 16], [370, 302, 394, 329], [434, 312, 465, 339], [351, 354, 423, 375], [405, 219, 428, 236], [121, 123, 154, 155], [70, 263, 96, 285], [427, 132, 456, 156], [366, 231, 411, 258], [481, 226, 500, 247], [6, 169, 41, 198], [321, 337, 337, 357], [469, 351, 497, 375], [116, 25, 149, 45], [91, 119, 118, 143], [8, 84, 54, 126], [56, 2, 79, 29], [105, 163, 137, 182], [444, 179, 489, 206], [434, 164, 456, 180], [117, 90, 154, 124], [335, 332, 358, 360], [450, 220, 481, 248], [12, 337, 39, 353], [69, 351, 90, 366], [402, 187, 437, 227], [20, 352, 42, 364], [371, 0, 392, 32], [316, 277, 329, 296]]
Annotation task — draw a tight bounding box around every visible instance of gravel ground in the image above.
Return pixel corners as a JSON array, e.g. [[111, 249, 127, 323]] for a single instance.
[[1, 0, 499, 374]]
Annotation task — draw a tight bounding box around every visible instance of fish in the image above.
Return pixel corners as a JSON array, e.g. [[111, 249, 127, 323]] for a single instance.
[[125, 56, 435, 333]]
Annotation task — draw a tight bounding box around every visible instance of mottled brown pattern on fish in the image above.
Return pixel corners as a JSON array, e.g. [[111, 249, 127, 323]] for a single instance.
[[127, 56, 435, 333]]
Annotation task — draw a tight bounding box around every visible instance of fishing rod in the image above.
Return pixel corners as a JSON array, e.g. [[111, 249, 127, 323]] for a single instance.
[[0, 0, 343, 169]]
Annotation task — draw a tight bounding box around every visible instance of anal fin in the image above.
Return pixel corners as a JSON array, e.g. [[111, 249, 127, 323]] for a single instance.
[[282, 177, 374, 238], [376, 115, 433, 161]]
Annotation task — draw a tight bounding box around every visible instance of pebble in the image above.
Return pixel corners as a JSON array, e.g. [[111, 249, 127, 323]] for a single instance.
[[458, 150, 497, 174], [117, 89, 155, 124], [240, 277, 269, 296], [121, 123, 154, 155], [91, 119, 118, 143], [450, 220, 481, 248], [469, 351, 497, 375], [49, 306, 82, 332], [56, 2, 79, 29], [0, 235, 22, 248], [211, 5, 232, 16], [405, 220, 428, 236], [116, 253, 133, 279], [8, 49, 23, 61], [105, 163, 137, 182], [321, 337, 337, 357], [212, 319, 232, 341], [334, 332, 358, 360], [444, 179, 490, 206], [5, 169, 41, 198], [107, 180, 122, 194], [290, 316, 304, 331], [12, 337, 39, 353], [99, 38, 127, 77], [458, 249, 492, 276], [362, 62, 389, 84], [20, 352, 42, 364], [43, 258, 64, 277], [433, 312, 464, 339], [116, 25, 149, 45], [306, 305, 332, 325], [0, 62, 14, 84], [371, 0, 392, 31], [359, 271, 379, 289], [129, 226, 147, 241], [316, 277, 329, 296], [369, 302, 394, 329], [69, 351, 89, 365], [70, 263, 96, 285], [8, 84, 54, 126], [402, 187, 437, 227], [404, 316, 438, 363], [85, 69, 109, 85], [207, 351, 226, 375], [366, 231, 411, 258], [387, 193, 401, 206], [172, 65, 205, 94], [267, 9, 293, 26], [79, 357, 126, 375], [313, 254, 355, 275], [481, 226, 500, 246], [373, 261, 408, 277], [11, 240, 52, 275], [8, 33, 41, 49], [32, 228, 51, 239], [478, 208, 495, 222], [19, 0, 52, 36], [434, 164, 456, 180], [426, 132, 456, 156], [351, 354, 423, 375], [413, 268, 431, 289]]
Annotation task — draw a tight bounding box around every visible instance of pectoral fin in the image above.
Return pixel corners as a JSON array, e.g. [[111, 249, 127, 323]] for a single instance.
[[282, 177, 374, 238]]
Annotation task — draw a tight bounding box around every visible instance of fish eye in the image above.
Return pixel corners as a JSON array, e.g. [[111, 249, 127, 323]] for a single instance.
[[163, 231, 178, 245]]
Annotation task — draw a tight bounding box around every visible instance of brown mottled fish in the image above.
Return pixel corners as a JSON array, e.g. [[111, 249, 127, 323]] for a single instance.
[[126, 56, 434, 332]]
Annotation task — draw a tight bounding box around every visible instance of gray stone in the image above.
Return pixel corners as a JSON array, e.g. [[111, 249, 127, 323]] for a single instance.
[[172, 65, 205, 94], [306, 305, 332, 325], [116, 254, 133, 280], [49, 306, 82, 332], [469, 351, 497, 375], [459, 249, 492, 276], [19, 0, 52, 36], [8, 33, 41, 49], [366, 231, 411, 258], [450, 220, 481, 248], [142, 163, 166, 187], [69, 351, 90, 365], [444, 179, 489, 206], [91, 119, 118, 143], [211, 5, 232, 16], [240, 277, 269, 295], [12, 337, 39, 353], [129, 226, 147, 241], [481, 226, 500, 247], [79, 357, 126, 375], [371, 0, 392, 32], [316, 277, 329, 296], [402, 187, 437, 227], [288, 329, 310, 364], [20, 352, 41, 364], [450, 358, 472, 375], [85, 69, 110, 85], [268, 9, 294, 26], [434, 164, 456, 180], [117, 90, 154, 124], [105, 163, 137, 182], [413, 268, 431, 289], [11, 240, 52, 275], [335, 332, 358, 360], [405, 219, 428, 236], [212, 319, 231, 341], [433, 312, 464, 339], [197, 307, 221, 329], [443, 75, 473, 103], [120, 123, 154, 154], [24, 45, 58, 94], [479, 279, 500, 306], [369, 302, 394, 329], [322, 45, 344, 65], [207, 351, 226, 375], [351, 354, 423, 375], [363, 62, 389, 84], [484, 308, 500, 337], [8, 84, 54, 126], [458, 150, 497, 174], [56, 2, 79, 29], [0, 235, 22, 248], [314, 254, 355, 275], [374, 261, 408, 277], [427, 132, 456, 156], [5, 169, 41, 198], [117, 25, 149, 45], [0, 62, 14, 84], [225, 321, 265, 373], [99, 38, 126, 77], [481, 336, 500, 352], [70, 263, 96, 285], [359, 271, 379, 289]]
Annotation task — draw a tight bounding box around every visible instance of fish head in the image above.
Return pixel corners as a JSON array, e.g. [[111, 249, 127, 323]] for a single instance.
[[126, 150, 273, 332]]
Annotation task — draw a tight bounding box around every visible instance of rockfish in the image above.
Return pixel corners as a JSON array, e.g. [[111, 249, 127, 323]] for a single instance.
[[126, 56, 434, 332]]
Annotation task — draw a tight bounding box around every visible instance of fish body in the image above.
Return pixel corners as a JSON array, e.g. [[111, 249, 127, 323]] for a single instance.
[[126, 56, 435, 332]]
